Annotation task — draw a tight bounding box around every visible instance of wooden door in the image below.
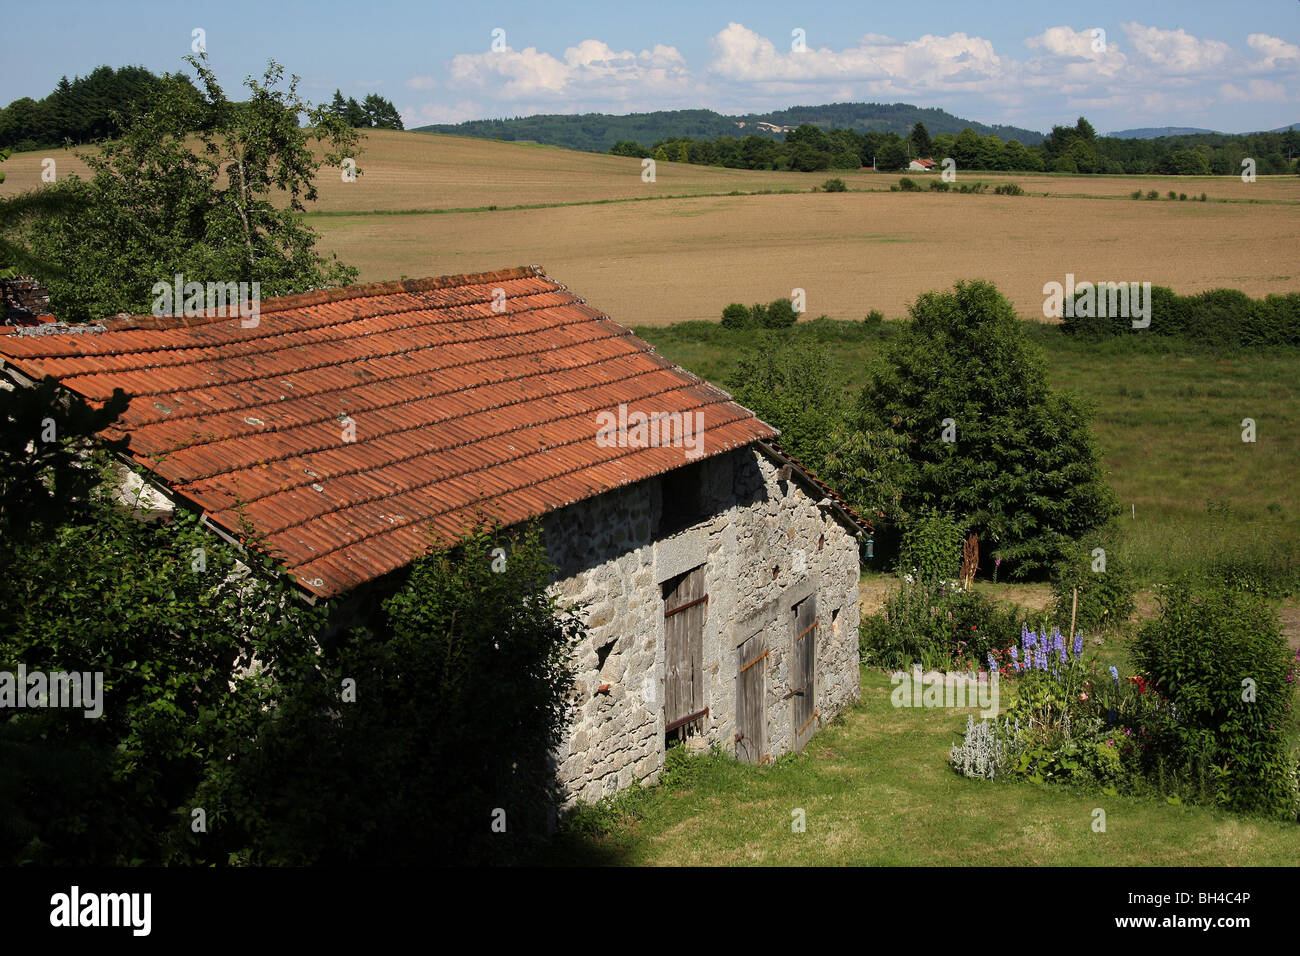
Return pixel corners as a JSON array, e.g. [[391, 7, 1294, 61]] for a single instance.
[[664, 566, 707, 738], [735, 632, 767, 764], [792, 594, 818, 751]]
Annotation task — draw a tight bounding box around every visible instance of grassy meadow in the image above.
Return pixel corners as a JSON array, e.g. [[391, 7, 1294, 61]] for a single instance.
[[543, 667, 1300, 866], [635, 319, 1300, 593]]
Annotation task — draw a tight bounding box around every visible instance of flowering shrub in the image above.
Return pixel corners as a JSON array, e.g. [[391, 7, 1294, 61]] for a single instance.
[[949, 588, 1300, 820], [860, 579, 1026, 670]]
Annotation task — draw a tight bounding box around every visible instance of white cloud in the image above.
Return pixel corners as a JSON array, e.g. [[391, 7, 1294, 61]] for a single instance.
[[1219, 79, 1289, 103], [1245, 33, 1300, 72], [445, 40, 692, 101], [707, 22, 1003, 91], [406, 75, 437, 90], [1121, 22, 1232, 74]]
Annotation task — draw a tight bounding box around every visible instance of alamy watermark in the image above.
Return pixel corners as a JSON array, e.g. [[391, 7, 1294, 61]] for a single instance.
[[151, 274, 261, 328], [1042, 273, 1151, 328], [891, 665, 999, 718], [595, 403, 705, 459], [1, 665, 103, 718]]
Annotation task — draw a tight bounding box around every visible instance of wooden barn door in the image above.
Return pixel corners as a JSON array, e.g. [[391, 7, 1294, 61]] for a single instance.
[[735, 632, 768, 764], [792, 594, 818, 751], [664, 566, 707, 739]]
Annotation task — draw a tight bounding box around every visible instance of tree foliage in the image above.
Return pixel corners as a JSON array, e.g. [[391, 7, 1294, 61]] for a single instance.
[[858, 280, 1117, 577], [13, 54, 361, 321]]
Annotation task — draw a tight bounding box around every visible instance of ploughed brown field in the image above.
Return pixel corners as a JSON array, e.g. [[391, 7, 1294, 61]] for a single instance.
[[4, 129, 1298, 323]]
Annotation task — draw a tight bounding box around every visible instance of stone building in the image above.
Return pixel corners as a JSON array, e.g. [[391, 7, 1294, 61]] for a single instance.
[[0, 266, 868, 804]]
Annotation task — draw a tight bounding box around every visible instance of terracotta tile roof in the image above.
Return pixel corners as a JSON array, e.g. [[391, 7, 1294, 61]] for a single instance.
[[0, 266, 777, 598]]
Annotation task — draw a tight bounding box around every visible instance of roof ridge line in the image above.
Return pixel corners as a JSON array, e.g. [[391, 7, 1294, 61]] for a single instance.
[[99, 266, 547, 331]]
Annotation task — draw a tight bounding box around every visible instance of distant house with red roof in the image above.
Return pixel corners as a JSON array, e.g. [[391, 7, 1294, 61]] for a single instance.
[[908, 157, 938, 172], [0, 266, 867, 803]]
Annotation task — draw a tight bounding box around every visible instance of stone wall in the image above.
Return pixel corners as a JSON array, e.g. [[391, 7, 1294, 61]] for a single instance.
[[543, 444, 862, 804]]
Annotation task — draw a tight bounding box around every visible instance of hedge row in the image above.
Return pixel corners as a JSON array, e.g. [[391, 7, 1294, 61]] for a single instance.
[[1062, 285, 1300, 346]]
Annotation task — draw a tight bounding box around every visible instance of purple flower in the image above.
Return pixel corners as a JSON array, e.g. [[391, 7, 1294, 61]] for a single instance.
[[987, 653, 998, 673], [1073, 634, 1083, 658], [1109, 666, 1119, 683]]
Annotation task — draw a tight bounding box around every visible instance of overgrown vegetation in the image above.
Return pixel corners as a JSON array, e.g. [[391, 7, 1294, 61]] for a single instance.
[[1063, 284, 1300, 347], [8, 54, 361, 321], [949, 582, 1299, 819], [1, 361, 583, 868], [719, 297, 799, 330]]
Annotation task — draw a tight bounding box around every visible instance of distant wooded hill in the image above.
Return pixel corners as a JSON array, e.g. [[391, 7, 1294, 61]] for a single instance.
[[414, 102, 1047, 150], [1108, 127, 1221, 138]]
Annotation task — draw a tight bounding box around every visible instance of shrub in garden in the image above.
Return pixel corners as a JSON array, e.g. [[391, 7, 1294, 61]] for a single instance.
[[897, 508, 964, 582], [1130, 584, 1295, 815], [1048, 536, 1137, 635], [860, 579, 1026, 671]]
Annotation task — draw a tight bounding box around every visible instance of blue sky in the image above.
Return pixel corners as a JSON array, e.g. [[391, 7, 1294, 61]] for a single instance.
[[4, 0, 1298, 134]]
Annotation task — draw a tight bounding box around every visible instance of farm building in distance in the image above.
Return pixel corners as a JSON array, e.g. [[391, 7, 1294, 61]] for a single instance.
[[0, 266, 868, 803], [908, 157, 938, 171]]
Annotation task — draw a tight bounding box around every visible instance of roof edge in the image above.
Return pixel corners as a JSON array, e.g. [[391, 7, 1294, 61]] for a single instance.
[[755, 440, 873, 538], [99, 265, 548, 332]]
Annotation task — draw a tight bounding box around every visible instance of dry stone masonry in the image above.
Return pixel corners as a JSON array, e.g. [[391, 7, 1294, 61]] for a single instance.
[[544, 444, 862, 804]]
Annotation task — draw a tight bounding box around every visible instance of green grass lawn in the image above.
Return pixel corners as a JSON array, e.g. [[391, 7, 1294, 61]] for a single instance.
[[541, 666, 1300, 866], [634, 319, 1300, 593]]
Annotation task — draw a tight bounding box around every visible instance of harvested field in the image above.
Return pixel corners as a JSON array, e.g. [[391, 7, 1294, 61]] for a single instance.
[[4, 130, 1298, 325]]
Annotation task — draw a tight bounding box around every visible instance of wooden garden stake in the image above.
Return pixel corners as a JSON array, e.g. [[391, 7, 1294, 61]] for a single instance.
[[1069, 587, 1078, 644]]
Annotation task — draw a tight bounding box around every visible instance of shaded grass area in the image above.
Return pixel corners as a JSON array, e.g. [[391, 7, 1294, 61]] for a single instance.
[[634, 319, 1300, 593], [541, 667, 1300, 865]]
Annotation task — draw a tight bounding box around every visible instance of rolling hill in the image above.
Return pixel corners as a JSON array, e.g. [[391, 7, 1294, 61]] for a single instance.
[[414, 102, 1045, 152]]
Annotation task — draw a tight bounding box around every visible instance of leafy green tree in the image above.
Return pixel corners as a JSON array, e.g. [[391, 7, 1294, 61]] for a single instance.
[[198, 522, 584, 864], [876, 141, 909, 171], [0, 377, 129, 539], [726, 337, 906, 520], [909, 122, 933, 158], [762, 297, 798, 328], [361, 93, 404, 130], [858, 280, 1117, 576], [608, 139, 650, 158], [17, 54, 361, 321], [785, 123, 832, 153]]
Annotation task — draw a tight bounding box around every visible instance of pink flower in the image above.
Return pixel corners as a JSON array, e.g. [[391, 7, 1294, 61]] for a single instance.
[[1080, 693, 1089, 701]]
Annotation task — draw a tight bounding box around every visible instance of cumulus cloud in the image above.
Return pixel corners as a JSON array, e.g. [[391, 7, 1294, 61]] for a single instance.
[[444, 40, 692, 102], [1219, 79, 1289, 103], [1245, 33, 1300, 72], [1121, 22, 1232, 74], [405, 22, 1299, 133], [707, 22, 1003, 91], [1021, 26, 1129, 84]]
